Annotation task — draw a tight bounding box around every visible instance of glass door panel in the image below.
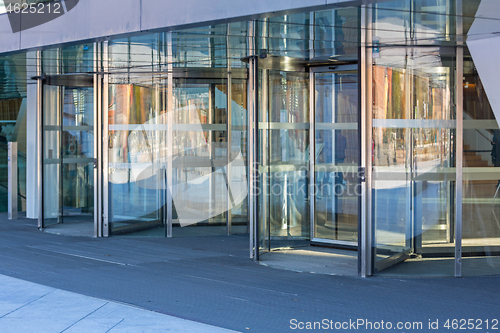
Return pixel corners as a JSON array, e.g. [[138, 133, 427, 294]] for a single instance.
[[313, 69, 359, 244], [43, 85, 62, 226], [372, 50, 456, 275], [259, 69, 310, 252], [107, 81, 163, 235], [171, 78, 229, 236], [61, 87, 94, 222], [42, 84, 94, 227]]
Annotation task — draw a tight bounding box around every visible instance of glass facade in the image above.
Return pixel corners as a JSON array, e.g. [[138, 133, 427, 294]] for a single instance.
[[462, 46, 500, 276], [0, 52, 28, 214], [2, 0, 499, 276], [372, 0, 458, 276], [105, 26, 250, 236]]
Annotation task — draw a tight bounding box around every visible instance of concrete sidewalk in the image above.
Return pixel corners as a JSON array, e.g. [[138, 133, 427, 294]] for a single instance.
[[0, 274, 237, 333]]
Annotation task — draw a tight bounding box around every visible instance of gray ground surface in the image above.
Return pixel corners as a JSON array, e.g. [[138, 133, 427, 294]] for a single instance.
[[1, 213, 500, 332]]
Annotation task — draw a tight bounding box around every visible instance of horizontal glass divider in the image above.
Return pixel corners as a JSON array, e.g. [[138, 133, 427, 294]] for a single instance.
[[109, 67, 247, 80], [173, 159, 229, 169], [108, 124, 227, 131], [463, 167, 500, 181], [463, 119, 499, 130], [44, 125, 93, 131], [314, 163, 359, 172], [315, 123, 358, 130], [62, 126, 93, 131], [109, 159, 233, 169], [185, 124, 227, 131], [372, 119, 456, 128], [463, 198, 500, 204], [258, 163, 309, 173], [44, 158, 94, 165], [373, 168, 457, 181], [258, 122, 309, 130]]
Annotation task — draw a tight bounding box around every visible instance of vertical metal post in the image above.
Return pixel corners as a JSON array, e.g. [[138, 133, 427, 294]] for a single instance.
[[404, 1, 416, 253], [8, 142, 18, 220], [166, 31, 174, 238], [249, 56, 259, 260], [227, 22, 233, 235], [94, 42, 101, 237], [455, 0, 463, 277], [309, 68, 315, 240], [37, 50, 43, 229], [248, 56, 255, 259], [360, 5, 373, 277], [309, 11, 316, 241], [57, 49, 63, 225], [247, 20, 256, 258], [102, 41, 110, 237], [260, 68, 268, 251]]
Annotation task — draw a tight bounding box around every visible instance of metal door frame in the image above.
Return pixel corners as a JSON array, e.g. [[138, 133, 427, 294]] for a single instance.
[[37, 69, 103, 237], [309, 64, 360, 248]]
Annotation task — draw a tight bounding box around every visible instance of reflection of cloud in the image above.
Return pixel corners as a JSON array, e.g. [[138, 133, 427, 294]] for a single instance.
[[170, 152, 247, 227], [109, 103, 247, 227]]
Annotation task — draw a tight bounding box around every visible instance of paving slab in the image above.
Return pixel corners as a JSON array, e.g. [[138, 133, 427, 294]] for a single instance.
[[0, 275, 238, 333]]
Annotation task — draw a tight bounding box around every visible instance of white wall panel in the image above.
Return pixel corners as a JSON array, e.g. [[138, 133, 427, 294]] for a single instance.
[[467, 0, 500, 127], [467, 36, 500, 128], [19, 0, 141, 51], [0, 0, 378, 54], [140, 0, 326, 31], [0, 13, 20, 52]]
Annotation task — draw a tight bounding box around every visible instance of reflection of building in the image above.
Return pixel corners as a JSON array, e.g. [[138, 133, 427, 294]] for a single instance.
[[0, 0, 500, 277]]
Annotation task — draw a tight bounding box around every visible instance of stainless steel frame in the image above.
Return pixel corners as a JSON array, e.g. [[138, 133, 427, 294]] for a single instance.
[[309, 68, 316, 243], [309, 65, 360, 248], [455, 0, 463, 277], [248, 55, 259, 260], [8, 142, 18, 220], [227, 23, 233, 235], [37, 50, 43, 229], [94, 42, 101, 237], [36, 45, 104, 235], [166, 31, 174, 238], [248, 20, 256, 259], [360, 5, 373, 277], [102, 41, 110, 237]]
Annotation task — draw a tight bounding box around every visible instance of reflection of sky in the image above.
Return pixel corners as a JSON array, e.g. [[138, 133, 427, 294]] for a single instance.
[[109, 84, 248, 226], [63, 89, 93, 158]]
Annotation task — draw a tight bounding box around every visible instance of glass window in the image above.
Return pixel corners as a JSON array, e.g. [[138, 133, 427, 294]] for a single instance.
[[462, 47, 500, 276]]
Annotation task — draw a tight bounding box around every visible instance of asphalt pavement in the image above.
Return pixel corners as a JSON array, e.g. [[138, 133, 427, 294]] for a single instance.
[[0, 213, 499, 332]]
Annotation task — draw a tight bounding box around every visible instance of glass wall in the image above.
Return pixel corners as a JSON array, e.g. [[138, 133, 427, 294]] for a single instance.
[[41, 45, 95, 228], [462, 47, 500, 276], [0, 53, 27, 213], [18, 0, 500, 277], [372, 0, 457, 276], [171, 77, 229, 235], [106, 24, 250, 236]]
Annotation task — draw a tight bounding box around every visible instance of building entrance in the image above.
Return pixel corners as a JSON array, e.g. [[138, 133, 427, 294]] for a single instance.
[[247, 55, 362, 262], [40, 75, 96, 233]]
